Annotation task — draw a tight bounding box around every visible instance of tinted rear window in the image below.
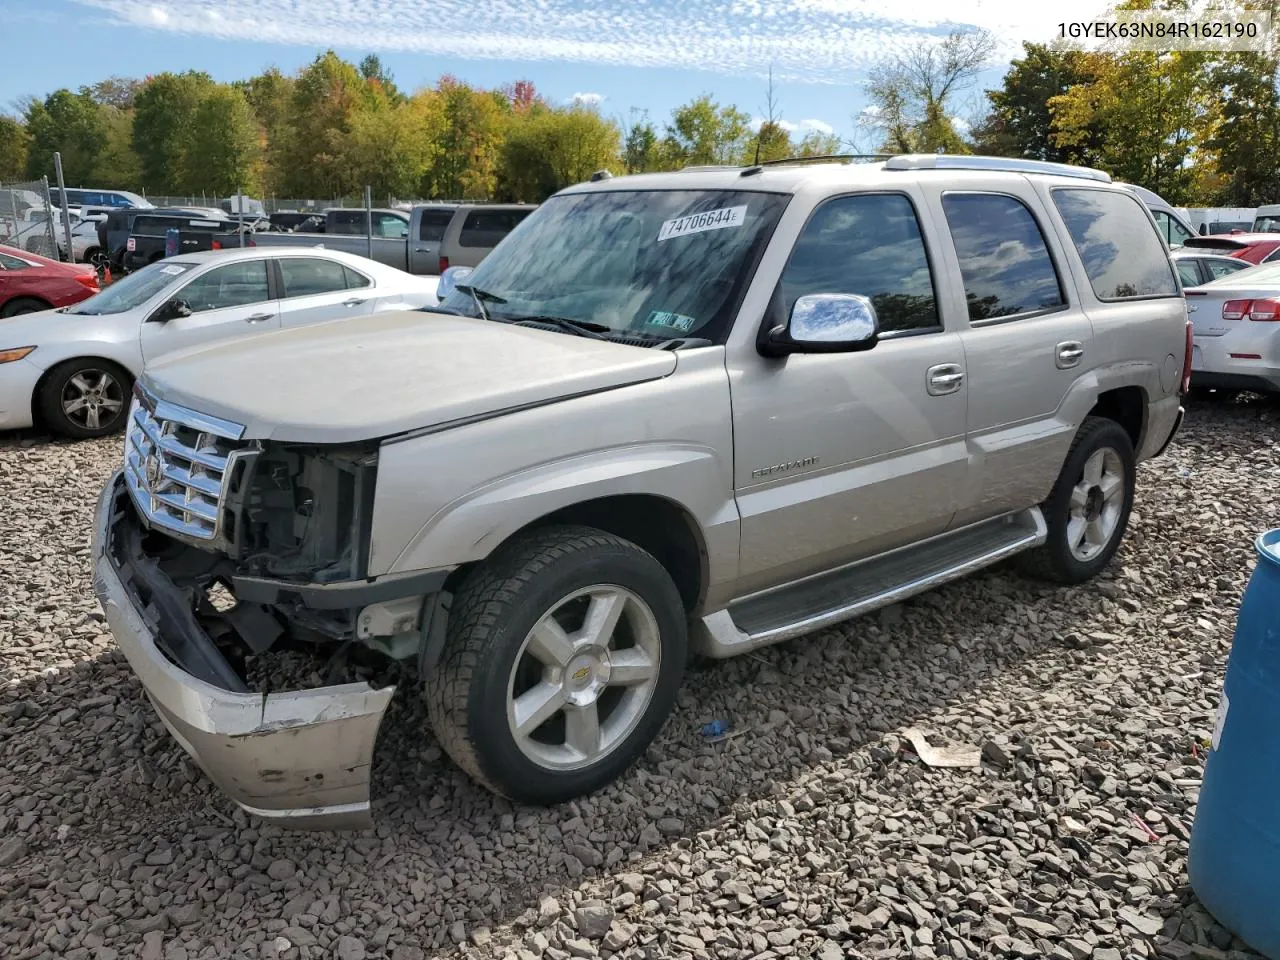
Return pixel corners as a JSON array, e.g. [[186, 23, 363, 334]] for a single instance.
[[459, 209, 532, 248], [419, 209, 454, 243], [1052, 189, 1179, 300]]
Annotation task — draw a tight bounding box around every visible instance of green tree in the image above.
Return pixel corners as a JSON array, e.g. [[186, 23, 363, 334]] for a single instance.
[[24, 88, 107, 183], [0, 116, 29, 179], [743, 121, 793, 164], [1199, 53, 1280, 205], [498, 105, 621, 200], [94, 107, 142, 189], [349, 91, 442, 199], [88, 77, 144, 109], [796, 130, 842, 156], [425, 77, 511, 200], [972, 43, 1102, 162], [240, 68, 294, 194], [662, 95, 750, 166], [1049, 51, 1211, 201], [622, 109, 662, 172], [132, 71, 214, 192], [860, 29, 995, 153], [185, 85, 261, 195], [359, 54, 405, 104], [280, 51, 374, 196]]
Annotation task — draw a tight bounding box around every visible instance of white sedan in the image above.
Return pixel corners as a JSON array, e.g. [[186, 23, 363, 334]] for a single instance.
[[1185, 261, 1280, 397], [0, 248, 439, 438]]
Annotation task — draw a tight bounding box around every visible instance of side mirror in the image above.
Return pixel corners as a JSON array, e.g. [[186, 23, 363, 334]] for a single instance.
[[150, 298, 192, 323], [437, 265, 474, 302], [762, 293, 880, 357]]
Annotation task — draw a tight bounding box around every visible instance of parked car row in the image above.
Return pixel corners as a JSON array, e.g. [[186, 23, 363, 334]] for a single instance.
[[0, 247, 437, 436]]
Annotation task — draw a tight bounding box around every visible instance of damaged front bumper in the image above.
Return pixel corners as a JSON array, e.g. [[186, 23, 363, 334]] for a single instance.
[[92, 470, 395, 830]]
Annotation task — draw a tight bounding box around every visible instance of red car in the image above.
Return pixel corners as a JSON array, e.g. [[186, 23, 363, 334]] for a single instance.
[[1181, 233, 1280, 266], [0, 244, 100, 317]]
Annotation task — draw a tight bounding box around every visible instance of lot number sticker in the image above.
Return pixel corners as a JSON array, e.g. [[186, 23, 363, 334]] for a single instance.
[[657, 205, 747, 242], [647, 310, 696, 332]]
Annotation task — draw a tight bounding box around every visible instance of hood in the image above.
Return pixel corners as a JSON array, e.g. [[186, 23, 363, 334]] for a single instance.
[[141, 310, 678, 443]]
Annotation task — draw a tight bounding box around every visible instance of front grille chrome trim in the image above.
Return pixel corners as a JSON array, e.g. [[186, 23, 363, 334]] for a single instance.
[[122, 389, 247, 542]]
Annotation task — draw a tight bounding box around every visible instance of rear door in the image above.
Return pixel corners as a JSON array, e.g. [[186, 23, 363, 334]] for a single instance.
[[409, 208, 455, 274], [923, 179, 1094, 525], [275, 256, 376, 329], [139, 259, 280, 362]]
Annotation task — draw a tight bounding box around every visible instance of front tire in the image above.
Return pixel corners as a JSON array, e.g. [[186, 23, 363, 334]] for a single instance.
[[1019, 416, 1135, 585], [1, 297, 50, 318], [37, 359, 132, 439], [426, 525, 687, 804]]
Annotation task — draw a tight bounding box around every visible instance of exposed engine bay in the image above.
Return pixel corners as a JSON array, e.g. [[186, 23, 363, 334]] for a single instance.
[[114, 442, 428, 694]]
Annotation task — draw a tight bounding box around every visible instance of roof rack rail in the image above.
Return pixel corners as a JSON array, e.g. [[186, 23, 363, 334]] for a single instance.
[[681, 164, 742, 172], [755, 153, 891, 167], [883, 154, 1112, 183]]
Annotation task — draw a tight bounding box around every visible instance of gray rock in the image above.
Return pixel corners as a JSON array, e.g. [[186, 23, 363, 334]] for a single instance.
[[0, 837, 28, 866], [267, 859, 297, 881], [335, 937, 365, 960], [574, 900, 614, 940]]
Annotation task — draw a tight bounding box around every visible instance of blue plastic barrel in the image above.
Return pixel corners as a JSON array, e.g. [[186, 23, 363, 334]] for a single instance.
[[1189, 527, 1280, 959]]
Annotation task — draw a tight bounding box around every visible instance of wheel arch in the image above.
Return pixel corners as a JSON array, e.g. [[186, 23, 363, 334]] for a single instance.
[[441, 493, 710, 614], [1087, 384, 1147, 452]]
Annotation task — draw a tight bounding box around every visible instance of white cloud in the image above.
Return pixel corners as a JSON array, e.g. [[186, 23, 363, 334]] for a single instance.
[[74, 0, 1116, 82], [750, 116, 835, 135], [950, 116, 972, 135], [570, 92, 605, 105]]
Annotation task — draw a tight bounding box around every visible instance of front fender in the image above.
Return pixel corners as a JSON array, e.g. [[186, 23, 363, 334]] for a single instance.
[[365, 352, 740, 595]]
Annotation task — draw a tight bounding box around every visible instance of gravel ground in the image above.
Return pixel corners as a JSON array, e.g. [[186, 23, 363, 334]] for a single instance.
[[2, 397, 1279, 960]]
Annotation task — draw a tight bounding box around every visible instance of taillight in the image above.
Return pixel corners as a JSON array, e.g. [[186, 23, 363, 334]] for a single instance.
[[211, 240, 222, 250], [74, 273, 100, 292], [1223, 298, 1280, 321], [1181, 319, 1193, 395], [438, 255, 449, 273], [1248, 297, 1280, 321], [1223, 299, 1252, 320]]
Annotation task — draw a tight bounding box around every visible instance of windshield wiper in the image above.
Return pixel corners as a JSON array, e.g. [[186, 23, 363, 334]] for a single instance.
[[455, 283, 507, 323], [506, 315, 612, 340]]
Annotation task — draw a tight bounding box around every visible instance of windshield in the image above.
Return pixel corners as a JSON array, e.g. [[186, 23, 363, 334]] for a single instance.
[[65, 261, 194, 315], [1254, 216, 1280, 233], [436, 189, 789, 342]]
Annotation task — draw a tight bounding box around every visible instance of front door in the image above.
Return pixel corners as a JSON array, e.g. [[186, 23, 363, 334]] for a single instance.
[[275, 256, 376, 329], [139, 258, 280, 363], [730, 190, 969, 594]]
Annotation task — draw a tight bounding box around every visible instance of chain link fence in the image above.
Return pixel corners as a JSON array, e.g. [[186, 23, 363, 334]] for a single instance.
[[142, 194, 400, 214], [0, 177, 61, 259]]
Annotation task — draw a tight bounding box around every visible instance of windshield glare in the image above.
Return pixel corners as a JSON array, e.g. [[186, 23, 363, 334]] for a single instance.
[[438, 189, 789, 341], [66, 261, 194, 315]]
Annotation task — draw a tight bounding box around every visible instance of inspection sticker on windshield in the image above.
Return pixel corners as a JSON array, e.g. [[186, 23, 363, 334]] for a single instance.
[[159, 265, 185, 275], [647, 310, 696, 332], [657, 205, 747, 242]]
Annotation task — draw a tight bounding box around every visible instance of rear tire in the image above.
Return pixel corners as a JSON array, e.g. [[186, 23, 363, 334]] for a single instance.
[[426, 525, 687, 804], [36, 359, 132, 439], [1018, 416, 1135, 585], [1, 297, 52, 318]]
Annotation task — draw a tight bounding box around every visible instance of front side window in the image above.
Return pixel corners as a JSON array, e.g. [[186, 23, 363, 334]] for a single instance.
[[176, 261, 270, 313], [942, 193, 1065, 322], [1053, 189, 1180, 300], [437, 189, 789, 343], [374, 213, 408, 238], [279, 257, 349, 297], [778, 193, 939, 334]]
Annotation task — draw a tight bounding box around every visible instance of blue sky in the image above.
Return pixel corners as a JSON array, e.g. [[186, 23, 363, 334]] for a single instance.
[[3, 0, 1105, 143]]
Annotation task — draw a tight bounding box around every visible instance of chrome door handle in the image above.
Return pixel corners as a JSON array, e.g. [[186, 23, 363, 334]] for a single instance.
[[342, 298, 367, 307], [1056, 341, 1084, 368], [244, 313, 272, 324], [927, 363, 964, 396], [414, 247, 430, 253]]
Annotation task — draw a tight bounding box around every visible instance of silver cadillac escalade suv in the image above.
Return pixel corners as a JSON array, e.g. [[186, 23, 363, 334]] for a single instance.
[[92, 155, 1190, 829]]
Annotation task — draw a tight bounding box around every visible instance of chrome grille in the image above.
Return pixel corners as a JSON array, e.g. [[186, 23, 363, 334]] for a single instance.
[[123, 391, 247, 541]]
